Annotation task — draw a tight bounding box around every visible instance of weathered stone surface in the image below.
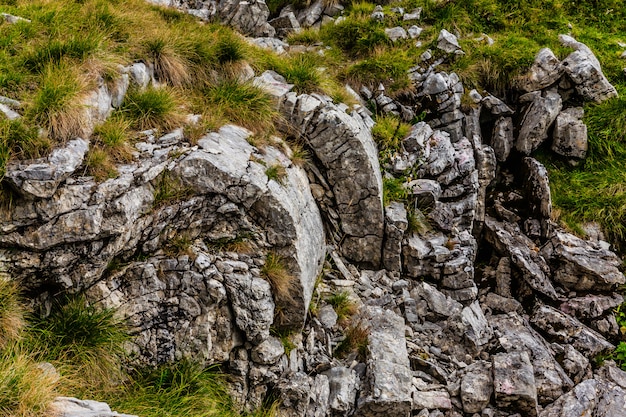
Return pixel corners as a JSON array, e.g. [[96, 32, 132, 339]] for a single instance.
[[516, 90, 562, 154], [522, 157, 551, 226], [253, 70, 294, 99], [493, 351, 538, 417], [491, 117, 514, 162], [416, 131, 455, 177], [0, 102, 20, 120], [383, 202, 408, 272], [412, 390, 452, 411], [250, 37, 289, 54], [407, 179, 441, 208], [460, 301, 493, 350], [490, 313, 573, 403], [218, 0, 275, 37], [5, 138, 89, 199], [385, 27, 408, 42], [559, 293, 624, 320], [269, 12, 300, 37], [297, 0, 324, 27], [556, 344, 591, 384], [50, 397, 137, 417], [325, 367, 358, 414], [437, 29, 462, 54], [461, 360, 493, 413], [482, 94, 514, 116], [1, 12, 30, 24], [484, 217, 558, 299], [539, 378, 626, 417], [541, 230, 625, 292], [281, 93, 384, 267], [560, 34, 618, 103], [276, 372, 329, 417], [522, 48, 564, 92], [530, 304, 614, 358], [251, 336, 284, 364], [357, 306, 412, 416], [551, 107, 588, 160]]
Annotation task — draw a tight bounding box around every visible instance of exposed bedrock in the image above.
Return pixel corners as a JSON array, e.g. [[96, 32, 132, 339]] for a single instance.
[[280, 89, 385, 268], [0, 124, 325, 361]]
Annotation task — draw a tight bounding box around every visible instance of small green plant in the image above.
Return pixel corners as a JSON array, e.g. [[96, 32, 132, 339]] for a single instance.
[[262, 252, 297, 306], [382, 177, 409, 207], [0, 119, 49, 180], [27, 63, 87, 141], [0, 279, 26, 350], [0, 346, 59, 417], [270, 327, 292, 356], [326, 291, 357, 325], [85, 146, 118, 182], [121, 87, 182, 131], [333, 321, 369, 361], [201, 78, 277, 133], [372, 115, 411, 158], [265, 163, 287, 184], [28, 296, 130, 392], [614, 303, 626, 336], [107, 360, 242, 417], [164, 234, 194, 257], [92, 115, 133, 163], [274, 53, 322, 94], [609, 342, 626, 371], [286, 28, 321, 46], [213, 34, 247, 65], [142, 37, 190, 86], [152, 170, 193, 207]]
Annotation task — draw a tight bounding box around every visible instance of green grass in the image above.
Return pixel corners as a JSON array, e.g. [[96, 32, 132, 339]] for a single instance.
[[121, 87, 181, 131], [265, 164, 287, 184], [325, 291, 357, 325], [200, 78, 277, 133]]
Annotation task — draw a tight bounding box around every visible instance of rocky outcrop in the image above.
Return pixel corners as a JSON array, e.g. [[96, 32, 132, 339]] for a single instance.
[[280, 90, 384, 267], [50, 397, 137, 417]]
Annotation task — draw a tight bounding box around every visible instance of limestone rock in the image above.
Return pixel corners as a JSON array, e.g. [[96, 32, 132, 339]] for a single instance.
[[383, 202, 408, 272], [251, 336, 284, 364], [541, 230, 625, 292], [490, 313, 573, 403], [522, 48, 564, 92], [484, 217, 558, 300], [491, 117, 514, 162], [357, 306, 413, 416], [493, 351, 538, 417], [218, 0, 275, 37], [50, 397, 137, 417], [385, 27, 408, 42], [539, 378, 626, 417], [461, 360, 493, 413], [531, 304, 614, 358], [560, 34, 618, 103], [325, 367, 358, 414], [516, 90, 562, 155], [281, 93, 384, 267], [437, 29, 462, 54], [522, 157, 551, 224], [551, 107, 588, 160], [5, 138, 89, 199], [269, 12, 300, 37]]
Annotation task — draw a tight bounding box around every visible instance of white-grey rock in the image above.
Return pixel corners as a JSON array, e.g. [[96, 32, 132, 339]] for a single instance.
[[385, 27, 408, 42], [408, 25, 423, 39], [219, 0, 275, 37], [5, 138, 89, 199], [357, 306, 413, 416], [522, 48, 564, 92], [251, 336, 285, 364], [490, 313, 573, 404], [560, 34, 618, 103], [541, 230, 626, 292], [253, 70, 294, 99], [491, 117, 514, 162], [403, 8, 422, 21], [516, 90, 562, 155], [383, 202, 408, 272], [281, 93, 384, 267], [325, 367, 358, 414], [437, 29, 462, 54], [250, 37, 289, 54], [0, 103, 20, 120], [493, 351, 538, 416], [1, 12, 30, 24], [50, 397, 137, 417], [461, 360, 493, 413], [551, 107, 588, 160]]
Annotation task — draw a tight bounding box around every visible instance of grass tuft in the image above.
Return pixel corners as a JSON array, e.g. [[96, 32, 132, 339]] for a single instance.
[[262, 252, 297, 306], [0, 279, 26, 350], [325, 291, 357, 325], [121, 87, 181, 131], [201, 78, 277, 133], [333, 321, 369, 361], [142, 37, 190, 87]]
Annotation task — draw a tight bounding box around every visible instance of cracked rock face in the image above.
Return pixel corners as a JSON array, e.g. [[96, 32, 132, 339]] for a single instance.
[[281, 92, 384, 267]]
